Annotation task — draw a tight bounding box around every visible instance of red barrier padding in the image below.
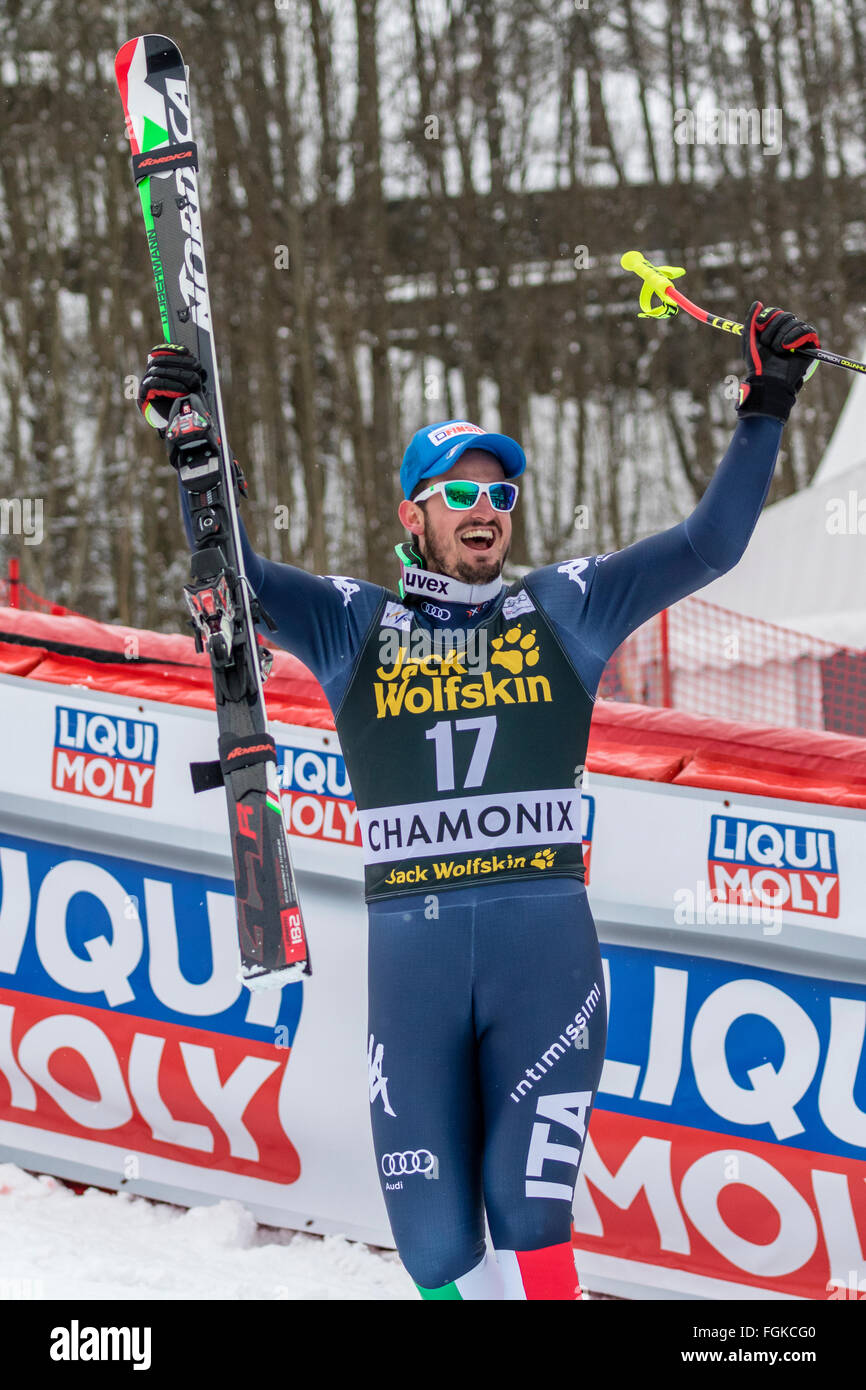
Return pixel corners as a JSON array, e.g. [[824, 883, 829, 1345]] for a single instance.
[[0, 606, 331, 725], [672, 754, 866, 808], [4, 605, 866, 805], [583, 745, 686, 783], [27, 653, 222, 710], [587, 700, 866, 796], [0, 640, 48, 678]]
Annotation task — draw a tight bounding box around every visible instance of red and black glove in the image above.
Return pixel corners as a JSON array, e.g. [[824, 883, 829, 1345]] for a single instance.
[[736, 302, 820, 423], [137, 343, 206, 433]]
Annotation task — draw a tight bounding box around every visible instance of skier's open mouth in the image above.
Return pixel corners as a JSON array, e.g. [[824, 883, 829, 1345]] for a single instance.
[[459, 527, 496, 553]]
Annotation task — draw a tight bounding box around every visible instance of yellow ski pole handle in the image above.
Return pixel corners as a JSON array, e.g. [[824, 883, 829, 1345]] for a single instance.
[[620, 250, 690, 321], [620, 250, 742, 331], [620, 250, 866, 376]]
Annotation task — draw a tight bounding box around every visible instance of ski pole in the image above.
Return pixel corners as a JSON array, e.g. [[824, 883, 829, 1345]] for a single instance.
[[620, 250, 866, 377]]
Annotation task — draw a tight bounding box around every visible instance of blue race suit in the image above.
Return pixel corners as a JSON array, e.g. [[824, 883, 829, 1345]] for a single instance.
[[182, 417, 782, 1298]]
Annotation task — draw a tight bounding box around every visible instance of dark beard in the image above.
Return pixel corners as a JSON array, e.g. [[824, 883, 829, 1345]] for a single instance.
[[421, 513, 507, 585]]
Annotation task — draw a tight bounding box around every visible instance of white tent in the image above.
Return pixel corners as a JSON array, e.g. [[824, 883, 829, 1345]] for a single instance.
[[699, 358, 866, 646], [812, 355, 866, 484]]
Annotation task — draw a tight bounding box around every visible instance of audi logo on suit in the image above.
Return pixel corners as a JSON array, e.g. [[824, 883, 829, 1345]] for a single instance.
[[381, 1150, 436, 1177]]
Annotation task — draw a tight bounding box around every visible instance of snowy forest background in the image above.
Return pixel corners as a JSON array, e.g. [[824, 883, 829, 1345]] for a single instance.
[[1, 0, 864, 626]]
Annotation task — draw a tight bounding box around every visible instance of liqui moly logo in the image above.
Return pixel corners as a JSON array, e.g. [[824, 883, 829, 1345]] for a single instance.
[[52, 707, 158, 808], [708, 815, 839, 919], [277, 743, 361, 847]]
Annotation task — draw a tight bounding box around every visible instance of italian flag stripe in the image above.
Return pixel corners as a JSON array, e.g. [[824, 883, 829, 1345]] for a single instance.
[[114, 39, 138, 150], [498, 1243, 581, 1300], [415, 1280, 461, 1300], [141, 114, 169, 152]]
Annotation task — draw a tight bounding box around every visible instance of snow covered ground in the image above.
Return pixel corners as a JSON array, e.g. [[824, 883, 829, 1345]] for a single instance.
[[0, 1164, 415, 1301]]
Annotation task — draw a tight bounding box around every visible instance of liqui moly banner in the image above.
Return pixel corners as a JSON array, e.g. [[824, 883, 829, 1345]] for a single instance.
[[708, 815, 839, 919], [0, 819, 388, 1237], [0, 670, 865, 1295], [276, 742, 362, 848], [581, 770, 865, 943], [574, 944, 866, 1299], [52, 706, 159, 808], [0, 830, 304, 1182]]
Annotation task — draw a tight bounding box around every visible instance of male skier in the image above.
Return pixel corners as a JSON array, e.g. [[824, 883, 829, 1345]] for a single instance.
[[138, 301, 819, 1299]]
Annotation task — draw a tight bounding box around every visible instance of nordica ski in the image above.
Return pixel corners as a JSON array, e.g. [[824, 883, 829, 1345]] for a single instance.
[[115, 34, 310, 988]]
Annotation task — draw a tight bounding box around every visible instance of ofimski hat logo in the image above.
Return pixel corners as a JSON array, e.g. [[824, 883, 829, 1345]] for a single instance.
[[426, 422, 485, 447]]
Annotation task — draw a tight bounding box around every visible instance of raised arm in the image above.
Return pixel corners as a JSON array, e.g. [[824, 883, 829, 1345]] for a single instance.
[[526, 415, 780, 674], [235, 525, 385, 701], [526, 298, 821, 681], [137, 343, 386, 704]]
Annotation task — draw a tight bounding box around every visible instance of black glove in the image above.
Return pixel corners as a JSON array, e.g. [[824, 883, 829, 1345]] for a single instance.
[[736, 302, 820, 422], [138, 343, 206, 433]]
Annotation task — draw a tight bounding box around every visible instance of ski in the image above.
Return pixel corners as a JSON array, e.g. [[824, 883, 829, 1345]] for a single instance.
[[115, 34, 310, 989]]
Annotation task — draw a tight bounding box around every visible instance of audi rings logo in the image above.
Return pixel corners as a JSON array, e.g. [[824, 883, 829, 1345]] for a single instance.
[[381, 1150, 436, 1177]]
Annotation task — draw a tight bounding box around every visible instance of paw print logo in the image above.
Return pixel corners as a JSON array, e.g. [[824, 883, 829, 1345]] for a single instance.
[[490, 626, 541, 675], [530, 848, 556, 871]]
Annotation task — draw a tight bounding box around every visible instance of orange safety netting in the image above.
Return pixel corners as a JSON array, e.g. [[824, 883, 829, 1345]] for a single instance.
[[0, 573, 69, 616], [599, 594, 866, 739]]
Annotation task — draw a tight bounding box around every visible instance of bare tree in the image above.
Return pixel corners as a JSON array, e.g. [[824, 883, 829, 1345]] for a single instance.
[[0, 0, 861, 620]]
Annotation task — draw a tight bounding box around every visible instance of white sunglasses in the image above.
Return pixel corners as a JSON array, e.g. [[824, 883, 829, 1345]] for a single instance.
[[413, 479, 520, 511]]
